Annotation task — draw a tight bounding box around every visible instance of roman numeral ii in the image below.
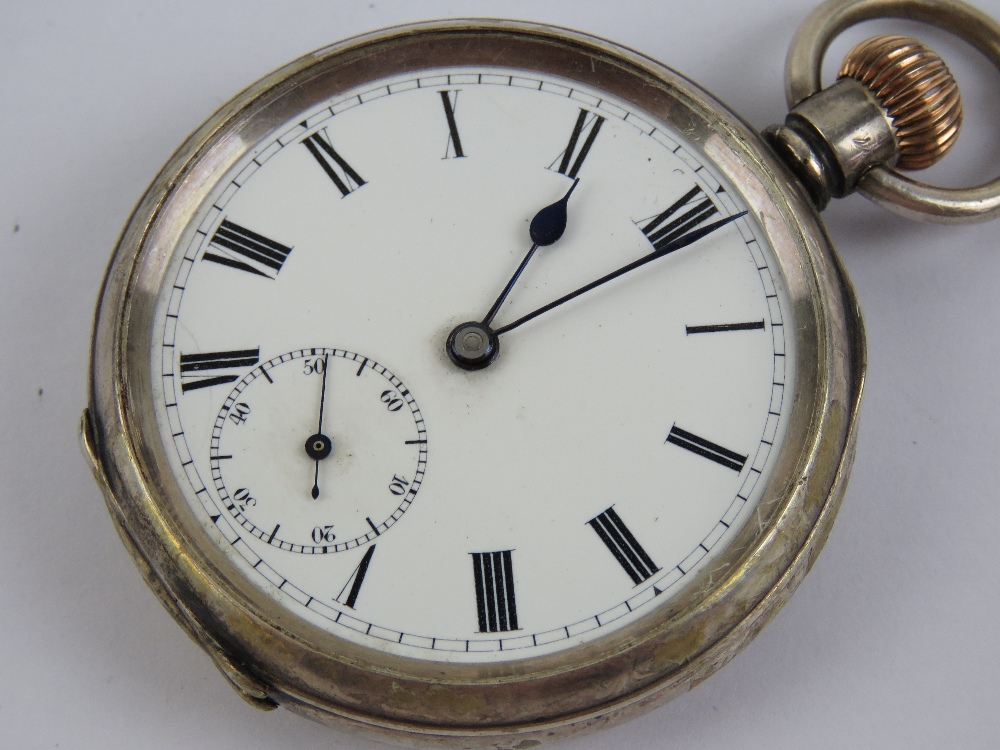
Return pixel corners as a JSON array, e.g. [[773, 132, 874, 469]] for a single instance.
[[666, 425, 747, 472]]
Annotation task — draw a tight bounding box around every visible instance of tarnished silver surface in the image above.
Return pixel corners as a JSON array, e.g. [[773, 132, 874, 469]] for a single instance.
[[85, 19, 865, 747], [785, 0, 1000, 223], [766, 78, 900, 207]]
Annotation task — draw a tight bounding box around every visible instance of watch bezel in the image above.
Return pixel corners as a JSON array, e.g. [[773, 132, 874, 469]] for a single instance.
[[86, 19, 865, 745]]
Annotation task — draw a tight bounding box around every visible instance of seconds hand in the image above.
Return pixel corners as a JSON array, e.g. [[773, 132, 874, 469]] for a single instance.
[[304, 353, 332, 499]]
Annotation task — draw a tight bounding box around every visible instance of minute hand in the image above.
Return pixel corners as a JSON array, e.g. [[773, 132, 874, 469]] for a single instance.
[[493, 211, 748, 336]]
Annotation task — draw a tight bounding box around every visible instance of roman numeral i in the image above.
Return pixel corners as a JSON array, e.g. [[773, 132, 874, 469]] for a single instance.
[[471, 550, 518, 633]]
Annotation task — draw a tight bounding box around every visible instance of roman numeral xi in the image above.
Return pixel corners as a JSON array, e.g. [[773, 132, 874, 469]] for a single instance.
[[202, 220, 293, 279], [302, 129, 366, 196], [179, 348, 259, 393], [588, 507, 660, 585], [471, 550, 518, 633]]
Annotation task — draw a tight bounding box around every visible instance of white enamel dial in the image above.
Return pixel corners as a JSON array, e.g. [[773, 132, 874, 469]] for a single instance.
[[153, 67, 793, 663]]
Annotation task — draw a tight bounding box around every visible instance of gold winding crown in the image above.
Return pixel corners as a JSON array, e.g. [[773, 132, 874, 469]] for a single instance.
[[839, 34, 963, 170]]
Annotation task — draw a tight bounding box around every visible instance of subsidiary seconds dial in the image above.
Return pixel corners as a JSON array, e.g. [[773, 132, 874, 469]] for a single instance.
[[209, 348, 427, 553]]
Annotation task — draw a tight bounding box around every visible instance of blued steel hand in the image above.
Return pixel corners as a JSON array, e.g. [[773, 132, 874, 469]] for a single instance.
[[304, 353, 332, 499], [481, 178, 580, 327], [493, 211, 748, 335]]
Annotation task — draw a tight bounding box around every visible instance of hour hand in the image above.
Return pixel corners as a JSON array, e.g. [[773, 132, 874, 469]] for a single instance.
[[446, 179, 580, 370]]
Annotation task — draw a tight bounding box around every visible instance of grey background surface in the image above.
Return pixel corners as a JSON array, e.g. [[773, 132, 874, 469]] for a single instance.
[[3, 1, 999, 747]]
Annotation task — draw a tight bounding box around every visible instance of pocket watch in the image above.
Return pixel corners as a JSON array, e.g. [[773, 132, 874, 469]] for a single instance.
[[81, 0, 1000, 745]]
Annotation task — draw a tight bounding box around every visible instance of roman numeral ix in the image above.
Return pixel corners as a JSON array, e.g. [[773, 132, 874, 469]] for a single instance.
[[302, 129, 366, 196], [550, 108, 605, 179], [666, 425, 747, 472], [439, 90, 464, 159], [588, 507, 660, 585], [641, 186, 719, 251], [202, 220, 293, 279], [471, 550, 518, 633], [179, 348, 259, 393]]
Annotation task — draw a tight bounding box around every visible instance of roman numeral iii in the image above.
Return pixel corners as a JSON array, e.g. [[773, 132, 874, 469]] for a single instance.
[[550, 108, 605, 178], [471, 550, 519, 633], [302, 129, 366, 196], [641, 186, 719, 250], [666, 425, 747, 472], [179, 348, 259, 393], [202, 220, 293, 279], [588, 507, 660, 585], [439, 90, 465, 158]]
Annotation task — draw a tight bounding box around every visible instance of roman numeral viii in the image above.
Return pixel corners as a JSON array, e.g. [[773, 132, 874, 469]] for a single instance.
[[302, 129, 366, 196], [641, 186, 719, 250], [588, 507, 660, 585], [550, 108, 605, 178], [439, 90, 464, 158], [179, 348, 259, 393], [666, 425, 747, 472], [202, 220, 292, 279], [471, 550, 518, 633]]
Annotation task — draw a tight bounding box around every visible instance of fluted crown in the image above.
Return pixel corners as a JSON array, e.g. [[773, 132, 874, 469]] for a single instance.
[[839, 34, 962, 170]]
